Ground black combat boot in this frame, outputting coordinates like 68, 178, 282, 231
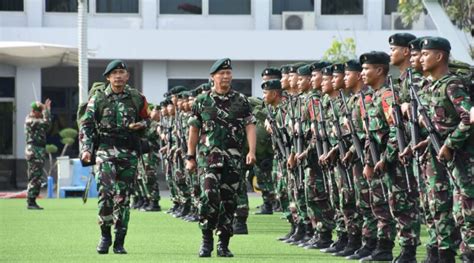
311, 231, 333, 249
321, 232, 347, 253
422, 245, 439, 263
360, 239, 394, 262
346, 238, 376, 260
27, 197, 43, 210
393, 245, 417, 263
113, 229, 127, 254
303, 232, 320, 249
198, 229, 214, 257
272, 199, 282, 212
216, 233, 234, 257
139, 200, 150, 211
255, 201, 273, 215
233, 217, 248, 235
438, 249, 456, 263
166, 202, 179, 214
295, 223, 314, 246
284, 222, 305, 244
277, 222, 296, 241
132, 197, 144, 209
460, 251, 474, 263
96, 225, 112, 254
144, 201, 161, 212
333, 233, 361, 257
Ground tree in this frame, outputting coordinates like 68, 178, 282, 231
322, 38, 357, 63
44, 128, 78, 183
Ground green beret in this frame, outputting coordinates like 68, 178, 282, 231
31, 102, 41, 112
162, 99, 172, 106
288, 62, 306, 73
163, 92, 170, 98
344, 60, 362, 72
180, 91, 190, 99
103, 59, 127, 76
310, 61, 331, 72
209, 58, 232, 74
296, 64, 312, 76
322, 66, 333, 76
261, 79, 282, 90
409, 37, 425, 51
170, 86, 187, 95
197, 82, 211, 92
332, 63, 345, 74
388, 33, 416, 47
421, 37, 451, 53
360, 51, 390, 65
280, 65, 290, 74
261, 67, 282, 78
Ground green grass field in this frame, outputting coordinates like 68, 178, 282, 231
0, 196, 429, 262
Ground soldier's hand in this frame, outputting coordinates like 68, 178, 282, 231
374, 159, 385, 173
318, 154, 326, 166
81, 151, 92, 163
129, 122, 146, 130
401, 102, 410, 119
399, 146, 412, 164
325, 148, 337, 164
342, 151, 353, 166
287, 153, 296, 169
413, 138, 429, 153
264, 119, 272, 134
437, 144, 453, 162
363, 164, 374, 180
246, 152, 256, 165
44, 99, 52, 110
185, 159, 197, 172
296, 150, 308, 161
470, 107, 474, 124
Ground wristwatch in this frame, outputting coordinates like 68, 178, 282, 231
185, 154, 196, 161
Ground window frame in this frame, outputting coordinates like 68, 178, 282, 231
320, 0, 365, 16
0, 98, 15, 159
208, 0, 252, 15
271, 0, 315, 15
158, 0, 203, 15
94, 0, 140, 15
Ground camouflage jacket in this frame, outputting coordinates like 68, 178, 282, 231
25, 109, 51, 147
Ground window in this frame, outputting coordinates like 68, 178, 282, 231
321, 0, 363, 15
272, 0, 314, 15
384, 0, 398, 15
0, 77, 15, 156
209, 0, 250, 15
46, 0, 77, 12
96, 0, 138, 13
160, 0, 202, 14
0, 78, 15, 98
168, 79, 252, 96
0, 0, 23, 11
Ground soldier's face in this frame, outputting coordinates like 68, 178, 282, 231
211, 69, 232, 89
321, 75, 333, 94
344, 71, 359, 89
390, 46, 409, 66
297, 75, 310, 93
263, 89, 274, 104
410, 50, 423, 72
361, 64, 380, 85
289, 73, 298, 89
171, 95, 177, 105
332, 73, 345, 90
420, 49, 441, 72
310, 71, 322, 90
106, 69, 129, 88
161, 108, 167, 116
280, 73, 290, 89
167, 104, 175, 115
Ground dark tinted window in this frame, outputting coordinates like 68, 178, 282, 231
46, 0, 80, 12
96, 0, 138, 13
160, 0, 202, 14
0, 0, 23, 11
209, 0, 251, 15
321, 0, 363, 15
272, 0, 314, 15
0, 78, 15, 97
0, 102, 13, 155
384, 0, 398, 15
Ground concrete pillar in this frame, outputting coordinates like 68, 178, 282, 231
253, 61, 267, 98
142, 0, 157, 29
25, 0, 43, 27
142, 60, 168, 104
366, 0, 383, 30
254, 0, 270, 30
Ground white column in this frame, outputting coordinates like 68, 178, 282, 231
253, 61, 267, 98
254, 0, 270, 30
15, 67, 41, 159
202, 0, 209, 16
142, 60, 168, 104
142, 0, 157, 29
366, 0, 383, 30
25, 0, 43, 27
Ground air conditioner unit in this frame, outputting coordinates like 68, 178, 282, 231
282, 11, 315, 30
391, 12, 425, 30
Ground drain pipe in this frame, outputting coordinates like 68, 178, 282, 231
78, 0, 88, 104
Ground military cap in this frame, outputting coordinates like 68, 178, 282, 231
103, 59, 127, 76
409, 37, 424, 51
388, 33, 417, 47
322, 66, 333, 76
359, 51, 390, 65
162, 99, 172, 106
31, 101, 41, 112
344, 60, 362, 72
189, 88, 199, 97
163, 92, 170, 98
288, 62, 306, 73
261, 79, 282, 90
170, 86, 187, 95
310, 61, 331, 72
421, 37, 451, 53
332, 63, 345, 74
296, 64, 312, 76
280, 65, 291, 74
209, 58, 232, 74
180, 91, 190, 99
197, 82, 211, 92
261, 67, 282, 78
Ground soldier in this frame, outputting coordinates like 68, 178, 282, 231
25, 99, 52, 210
388, 33, 416, 103
80, 59, 149, 254
186, 58, 257, 257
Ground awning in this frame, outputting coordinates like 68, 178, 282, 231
0, 41, 78, 67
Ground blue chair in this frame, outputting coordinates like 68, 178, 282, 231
59, 159, 98, 198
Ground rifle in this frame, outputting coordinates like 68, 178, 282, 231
388, 75, 413, 192
309, 97, 329, 194
329, 97, 353, 192
266, 104, 290, 161
408, 72, 461, 191
360, 90, 388, 201
289, 96, 304, 189
340, 90, 365, 164
318, 98, 334, 205
82, 169, 94, 204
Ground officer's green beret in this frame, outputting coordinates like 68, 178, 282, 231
388, 33, 417, 47
332, 63, 345, 74
344, 60, 362, 72
103, 59, 127, 76
261, 67, 282, 78
280, 65, 290, 74
322, 66, 333, 76
261, 79, 282, 90
421, 37, 451, 53
170, 86, 187, 95
288, 62, 306, 73
409, 37, 425, 51
31, 102, 41, 112
209, 58, 232, 74
296, 64, 312, 76
360, 51, 390, 65
310, 61, 331, 72
197, 82, 211, 92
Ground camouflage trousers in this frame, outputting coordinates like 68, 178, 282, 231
95, 147, 138, 232
386, 160, 421, 247
288, 168, 309, 225
304, 164, 335, 233
142, 152, 161, 203
198, 162, 242, 235
173, 151, 191, 205
328, 166, 346, 237
165, 157, 178, 204
255, 158, 276, 204
25, 145, 46, 199
353, 161, 378, 243
235, 177, 249, 219
335, 162, 361, 237
190, 168, 201, 209
274, 158, 291, 221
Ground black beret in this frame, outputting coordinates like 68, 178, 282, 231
261, 67, 282, 78
344, 59, 362, 72
261, 79, 282, 90
389, 33, 416, 47
360, 51, 390, 65
332, 63, 345, 74
163, 92, 169, 98
421, 37, 451, 53
170, 86, 187, 95
296, 64, 312, 76
322, 66, 333, 76
288, 62, 306, 73
209, 58, 232, 74
280, 65, 290, 74
310, 61, 331, 72
103, 59, 127, 76
409, 37, 425, 51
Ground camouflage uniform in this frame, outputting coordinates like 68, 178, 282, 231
173, 110, 192, 212
142, 120, 161, 207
